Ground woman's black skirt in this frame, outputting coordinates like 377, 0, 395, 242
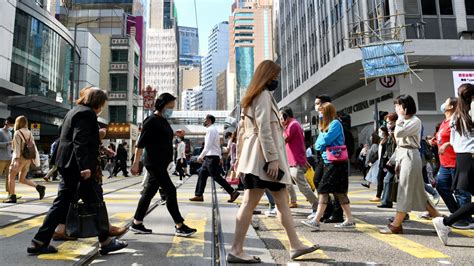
242, 174, 286, 191
453, 153, 474, 195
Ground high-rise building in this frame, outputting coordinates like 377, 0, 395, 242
216, 71, 227, 110
228, 0, 273, 109
200, 22, 229, 110
0, 0, 80, 150
145, 0, 179, 105
57, 0, 148, 146
276, 0, 474, 146
178, 26, 201, 66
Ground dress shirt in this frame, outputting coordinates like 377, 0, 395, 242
199, 124, 221, 159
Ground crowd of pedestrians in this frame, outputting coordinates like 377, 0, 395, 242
0, 60, 471, 262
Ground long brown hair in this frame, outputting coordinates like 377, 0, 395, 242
318, 103, 338, 132
454, 83, 474, 136
241, 60, 281, 108
14, 116, 28, 131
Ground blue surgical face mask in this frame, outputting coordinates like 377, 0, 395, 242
440, 103, 446, 113
318, 112, 324, 120
162, 108, 173, 119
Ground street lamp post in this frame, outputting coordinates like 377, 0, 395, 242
70, 18, 101, 109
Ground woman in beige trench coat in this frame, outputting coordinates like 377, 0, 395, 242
227, 60, 319, 264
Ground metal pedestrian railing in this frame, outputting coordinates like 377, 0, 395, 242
211, 179, 227, 266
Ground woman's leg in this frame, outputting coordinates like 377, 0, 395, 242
7, 162, 19, 195
392, 212, 407, 227
443, 203, 474, 226
312, 193, 329, 223
230, 188, 265, 258
270, 189, 309, 251
334, 193, 354, 223
426, 201, 442, 218
18, 162, 38, 188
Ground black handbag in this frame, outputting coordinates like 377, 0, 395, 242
65, 182, 109, 238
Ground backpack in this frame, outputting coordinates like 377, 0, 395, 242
18, 130, 36, 160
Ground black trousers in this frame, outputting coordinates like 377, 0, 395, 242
195, 156, 234, 196
376, 168, 385, 198
34, 167, 108, 245
444, 203, 474, 226
176, 159, 186, 179
134, 165, 184, 224
113, 160, 128, 176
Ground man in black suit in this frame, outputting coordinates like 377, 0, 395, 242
28, 87, 127, 256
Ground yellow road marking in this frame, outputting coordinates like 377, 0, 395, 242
355, 218, 449, 259
259, 216, 328, 260
167, 213, 207, 257
0, 215, 46, 239
39, 212, 132, 261
410, 213, 474, 238
38, 238, 97, 261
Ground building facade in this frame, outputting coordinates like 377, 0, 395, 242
178, 26, 201, 67
58, 0, 147, 146
145, 0, 179, 105
276, 0, 474, 146
228, 0, 274, 109
200, 22, 229, 110
0, 0, 80, 151
216, 71, 227, 110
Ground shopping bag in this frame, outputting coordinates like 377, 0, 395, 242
364, 159, 380, 184
305, 167, 316, 191
225, 170, 240, 185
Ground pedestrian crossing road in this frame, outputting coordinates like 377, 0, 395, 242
0, 174, 472, 265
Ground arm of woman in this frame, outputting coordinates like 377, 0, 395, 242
236, 119, 245, 160
394, 118, 420, 138
322, 120, 342, 147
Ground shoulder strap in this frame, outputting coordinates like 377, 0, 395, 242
17, 130, 30, 144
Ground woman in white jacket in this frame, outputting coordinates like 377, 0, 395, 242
4, 116, 44, 203
227, 60, 319, 263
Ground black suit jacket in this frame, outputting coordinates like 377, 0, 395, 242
55, 105, 100, 172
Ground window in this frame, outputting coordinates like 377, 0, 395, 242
417, 93, 437, 111
133, 77, 138, 95
439, 0, 453, 15
466, 0, 474, 15
235, 19, 254, 24
110, 74, 128, 91
235, 25, 253, 30
109, 106, 127, 123
133, 106, 137, 124
111, 49, 128, 62
235, 12, 253, 17
421, 0, 437, 15
134, 53, 139, 67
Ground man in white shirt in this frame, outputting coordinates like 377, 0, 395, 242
189, 115, 240, 202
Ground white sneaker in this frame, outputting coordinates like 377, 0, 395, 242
301, 219, 320, 231
176, 180, 184, 184
335, 221, 356, 228
307, 211, 317, 220
432, 217, 450, 246
264, 209, 277, 217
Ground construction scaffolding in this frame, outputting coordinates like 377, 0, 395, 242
347, 1, 421, 84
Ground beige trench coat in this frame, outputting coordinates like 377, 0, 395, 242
236, 90, 291, 185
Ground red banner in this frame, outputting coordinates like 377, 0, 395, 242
143, 88, 157, 110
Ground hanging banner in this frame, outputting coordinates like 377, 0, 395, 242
452, 71, 474, 96
143, 87, 157, 110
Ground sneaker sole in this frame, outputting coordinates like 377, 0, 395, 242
130, 228, 152, 234
433, 220, 449, 245
175, 231, 197, 237
99, 243, 128, 255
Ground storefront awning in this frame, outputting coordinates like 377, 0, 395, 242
7, 95, 70, 117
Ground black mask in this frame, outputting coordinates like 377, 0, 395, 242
267, 80, 278, 91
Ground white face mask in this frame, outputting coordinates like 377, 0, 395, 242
378, 132, 385, 138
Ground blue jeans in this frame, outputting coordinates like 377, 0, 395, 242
380, 171, 393, 206
435, 167, 459, 213
265, 189, 275, 209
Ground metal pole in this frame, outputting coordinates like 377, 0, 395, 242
70, 23, 78, 109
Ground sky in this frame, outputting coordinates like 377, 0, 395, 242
174, 0, 234, 56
